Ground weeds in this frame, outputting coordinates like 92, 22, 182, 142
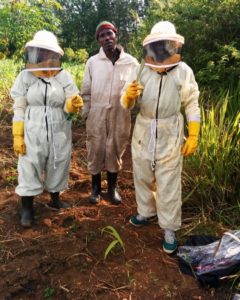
183, 91, 240, 227
44, 287, 55, 299
101, 225, 125, 260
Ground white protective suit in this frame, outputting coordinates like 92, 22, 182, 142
121, 62, 200, 230
81, 47, 139, 174
11, 70, 79, 196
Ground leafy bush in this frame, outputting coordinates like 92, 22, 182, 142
64, 48, 75, 62
75, 49, 89, 63
63, 48, 89, 64
0, 52, 6, 60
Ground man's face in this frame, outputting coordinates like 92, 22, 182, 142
97, 29, 117, 53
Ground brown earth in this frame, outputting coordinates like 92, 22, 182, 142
0, 124, 232, 300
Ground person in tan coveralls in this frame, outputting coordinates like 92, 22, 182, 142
81, 21, 139, 205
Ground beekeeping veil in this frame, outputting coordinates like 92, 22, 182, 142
143, 21, 184, 73
24, 30, 64, 78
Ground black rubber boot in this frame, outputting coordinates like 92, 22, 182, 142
49, 192, 70, 209
21, 196, 34, 228
90, 173, 101, 204
107, 172, 122, 205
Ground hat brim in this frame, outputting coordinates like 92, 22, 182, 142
143, 33, 184, 46
25, 40, 64, 56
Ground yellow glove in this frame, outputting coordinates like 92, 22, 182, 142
65, 95, 84, 113
12, 121, 26, 156
181, 121, 200, 156
122, 80, 143, 109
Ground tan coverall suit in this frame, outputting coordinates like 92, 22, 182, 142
81, 47, 139, 174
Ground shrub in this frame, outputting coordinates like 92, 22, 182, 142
64, 47, 75, 62
75, 49, 89, 64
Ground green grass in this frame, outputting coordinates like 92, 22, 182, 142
101, 225, 125, 260
182, 90, 240, 227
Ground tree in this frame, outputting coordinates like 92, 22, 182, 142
56, 0, 148, 55
0, 0, 61, 58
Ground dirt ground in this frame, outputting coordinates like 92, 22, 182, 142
0, 124, 233, 300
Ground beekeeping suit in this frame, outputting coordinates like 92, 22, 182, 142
11, 30, 83, 227
121, 21, 200, 231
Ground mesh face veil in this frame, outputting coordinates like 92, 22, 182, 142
25, 47, 62, 78
142, 21, 184, 73
143, 40, 183, 72
24, 30, 64, 78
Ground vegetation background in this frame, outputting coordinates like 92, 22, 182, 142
0, 0, 239, 298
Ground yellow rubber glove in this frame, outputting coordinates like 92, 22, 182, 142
181, 121, 200, 156
65, 95, 84, 113
12, 121, 26, 156
122, 80, 143, 109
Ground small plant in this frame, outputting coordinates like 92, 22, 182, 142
101, 225, 125, 260
44, 287, 55, 299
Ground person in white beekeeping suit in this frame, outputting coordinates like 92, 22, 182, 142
121, 21, 200, 254
11, 30, 83, 228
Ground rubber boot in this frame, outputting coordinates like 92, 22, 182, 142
107, 172, 122, 205
90, 173, 101, 204
21, 196, 34, 228
49, 192, 70, 209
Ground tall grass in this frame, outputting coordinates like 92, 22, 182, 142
183, 90, 240, 227
0, 59, 22, 125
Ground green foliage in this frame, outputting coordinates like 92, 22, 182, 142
0, 59, 22, 125
64, 48, 89, 63
101, 225, 125, 259
128, 0, 240, 89
62, 62, 85, 89
183, 91, 240, 226
75, 49, 89, 63
57, 0, 148, 55
64, 48, 75, 62
44, 287, 55, 299
0, 0, 61, 59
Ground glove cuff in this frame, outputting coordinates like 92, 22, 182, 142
12, 121, 24, 136
188, 121, 200, 137
65, 98, 73, 113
